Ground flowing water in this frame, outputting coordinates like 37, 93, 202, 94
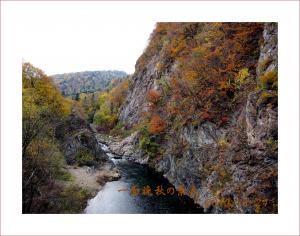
84, 143, 203, 214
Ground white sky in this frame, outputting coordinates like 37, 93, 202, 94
13, 2, 156, 75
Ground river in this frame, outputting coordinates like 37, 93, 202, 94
84, 143, 203, 214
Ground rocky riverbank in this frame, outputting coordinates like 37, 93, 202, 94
66, 164, 121, 196
56, 115, 122, 199
93, 130, 139, 159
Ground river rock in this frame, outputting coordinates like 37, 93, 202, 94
96, 168, 121, 185
96, 131, 139, 158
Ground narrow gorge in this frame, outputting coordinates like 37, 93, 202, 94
22, 22, 278, 214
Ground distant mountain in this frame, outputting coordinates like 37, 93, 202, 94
51, 70, 127, 96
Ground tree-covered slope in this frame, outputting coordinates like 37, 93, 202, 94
52, 70, 127, 96
22, 63, 109, 213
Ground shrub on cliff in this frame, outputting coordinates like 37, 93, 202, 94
149, 114, 166, 134
138, 124, 162, 159
259, 70, 278, 90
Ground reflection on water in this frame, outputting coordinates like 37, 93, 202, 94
85, 158, 203, 214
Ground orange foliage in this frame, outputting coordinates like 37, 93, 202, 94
147, 89, 161, 104
109, 79, 129, 113
149, 114, 166, 134
183, 70, 198, 83
164, 23, 263, 125
138, 23, 263, 130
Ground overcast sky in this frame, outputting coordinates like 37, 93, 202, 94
15, 3, 156, 75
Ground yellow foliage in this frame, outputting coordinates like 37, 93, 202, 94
192, 46, 207, 58
22, 64, 71, 118
217, 197, 235, 210
257, 91, 277, 106
217, 137, 229, 149
260, 70, 278, 90
235, 68, 250, 88
254, 198, 277, 213
184, 70, 198, 83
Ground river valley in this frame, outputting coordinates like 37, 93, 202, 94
84, 142, 203, 214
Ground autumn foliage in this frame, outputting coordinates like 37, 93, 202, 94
22, 63, 89, 213
149, 114, 166, 134
136, 23, 264, 130
147, 89, 161, 104
93, 78, 130, 131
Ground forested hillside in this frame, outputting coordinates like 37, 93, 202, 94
52, 70, 127, 96
22, 63, 111, 213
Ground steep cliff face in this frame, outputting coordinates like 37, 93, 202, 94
256, 23, 278, 77
119, 23, 277, 213
247, 22, 278, 149
119, 52, 161, 126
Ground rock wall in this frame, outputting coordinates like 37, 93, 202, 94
56, 114, 108, 166
256, 23, 278, 77
119, 56, 160, 126
119, 23, 278, 213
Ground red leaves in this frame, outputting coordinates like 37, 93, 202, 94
220, 116, 229, 125
200, 111, 211, 121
